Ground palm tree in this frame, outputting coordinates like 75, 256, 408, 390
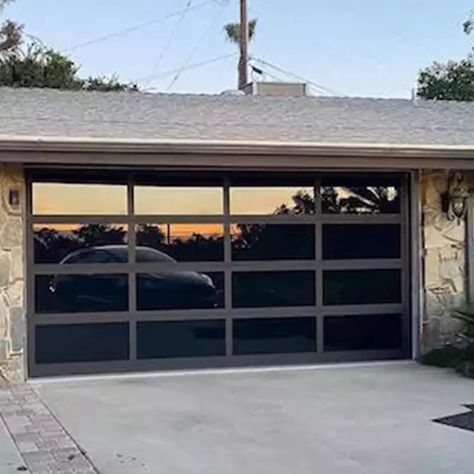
224, 19, 257, 44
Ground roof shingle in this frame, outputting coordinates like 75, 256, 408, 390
1, 87, 473, 146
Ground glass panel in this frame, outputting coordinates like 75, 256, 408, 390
137, 320, 225, 359
35, 274, 128, 313
231, 224, 315, 261
323, 269, 401, 305
34, 224, 128, 264
324, 314, 403, 351
32, 183, 127, 215
321, 176, 401, 214
233, 271, 315, 308
135, 186, 223, 215
230, 187, 315, 215
323, 224, 400, 260
137, 272, 224, 311
35, 323, 129, 363
136, 224, 224, 262
233, 317, 316, 355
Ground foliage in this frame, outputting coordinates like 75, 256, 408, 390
417, 11, 474, 101
422, 304, 474, 379
417, 59, 474, 101
0, 19, 22, 55
421, 346, 467, 368
454, 304, 474, 339
0, 0, 22, 56
82, 76, 139, 92
463, 12, 474, 35
224, 19, 257, 44
0, 0, 137, 91
0, 42, 138, 90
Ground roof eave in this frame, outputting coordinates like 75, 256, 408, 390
1, 136, 474, 170
0, 135, 474, 157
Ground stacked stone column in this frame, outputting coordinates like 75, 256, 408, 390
0, 164, 25, 381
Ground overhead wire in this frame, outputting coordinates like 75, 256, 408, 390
138, 52, 238, 88
64, 0, 215, 52
149, 0, 194, 78
165, 0, 229, 91
250, 56, 342, 96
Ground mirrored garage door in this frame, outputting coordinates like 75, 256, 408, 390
27, 170, 410, 376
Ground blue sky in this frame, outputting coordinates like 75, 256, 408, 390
4, 0, 474, 97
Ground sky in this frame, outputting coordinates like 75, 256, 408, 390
4, 0, 474, 97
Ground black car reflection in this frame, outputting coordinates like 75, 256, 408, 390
49, 246, 222, 312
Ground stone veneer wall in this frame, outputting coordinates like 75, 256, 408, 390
421, 170, 467, 351
0, 163, 25, 381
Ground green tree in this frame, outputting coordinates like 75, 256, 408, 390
224, 19, 257, 44
0, 0, 22, 56
417, 59, 474, 101
0, 0, 138, 91
417, 12, 474, 101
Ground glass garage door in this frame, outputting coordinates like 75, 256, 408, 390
27, 170, 410, 376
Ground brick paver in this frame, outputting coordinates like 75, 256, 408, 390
0, 383, 98, 474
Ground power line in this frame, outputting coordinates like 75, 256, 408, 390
149, 0, 194, 77
166, 1, 228, 91
64, 0, 215, 52
137, 52, 237, 86
250, 56, 342, 96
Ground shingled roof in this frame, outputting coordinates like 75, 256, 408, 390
1, 87, 474, 146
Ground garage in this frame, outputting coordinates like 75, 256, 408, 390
28, 169, 410, 376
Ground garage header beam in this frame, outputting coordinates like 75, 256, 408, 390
1, 136, 474, 170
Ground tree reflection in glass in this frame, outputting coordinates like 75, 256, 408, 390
136, 224, 224, 262
230, 187, 315, 215
321, 184, 400, 214
231, 224, 315, 261
34, 224, 127, 264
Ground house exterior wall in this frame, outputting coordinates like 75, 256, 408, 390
0, 164, 26, 382
421, 170, 467, 352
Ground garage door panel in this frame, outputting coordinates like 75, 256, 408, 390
35, 323, 129, 364
233, 317, 317, 355
27, 171, 410, 375
323, 314, 403, 352
137, 320, 226, 359
323, 269, 402, 306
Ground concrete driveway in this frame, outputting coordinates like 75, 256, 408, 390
32, 362, 474, 474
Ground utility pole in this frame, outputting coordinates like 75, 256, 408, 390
238, 0, 249, 89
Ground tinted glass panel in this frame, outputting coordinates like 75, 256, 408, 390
233, 271, 315, 308
324, 314, 402, 351
233, 317, 316, 355
32, 183, 127, 215
34, 224, 128, 264
135, 187, 223, 215
35, 323, 129, 363
137, 320, 225, 359
321, 177, 401, 214
323, 269, 401, 305
323, 224, 400, 260
231, 224, 315, 261
230, 187, 315, 215
136, 224, 224, 262
137, 272, 224, 311
35, 275, 128, 313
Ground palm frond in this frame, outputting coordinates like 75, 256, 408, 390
224, 19, 257, 44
